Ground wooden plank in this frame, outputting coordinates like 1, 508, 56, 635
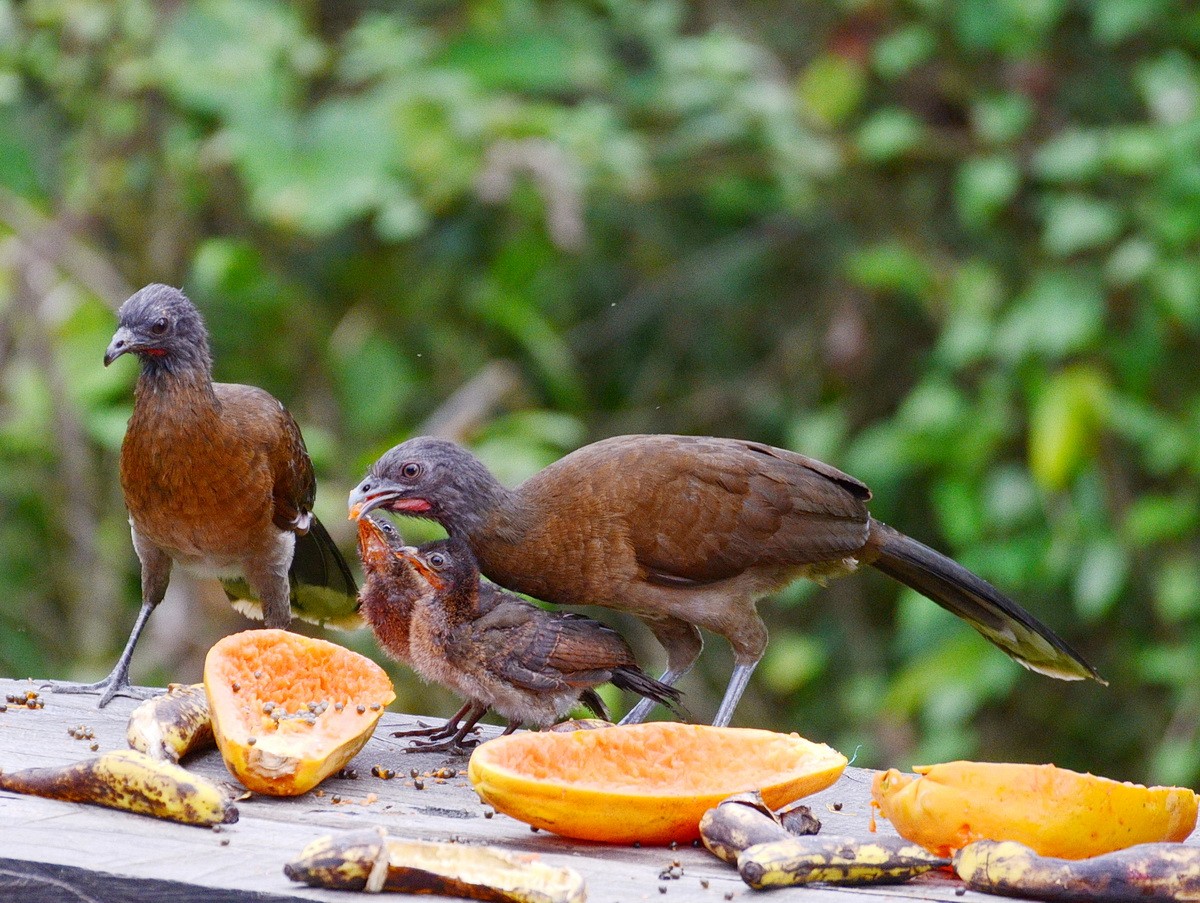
0, 676, 1147, 902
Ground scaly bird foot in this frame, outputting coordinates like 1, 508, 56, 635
400, 733, 482, 756
392, 721, 478, 742
42, 677, 159, 708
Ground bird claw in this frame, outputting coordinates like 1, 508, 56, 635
400, 734, 482, 756
393, 722, 481, 742
42, 678, 159, 708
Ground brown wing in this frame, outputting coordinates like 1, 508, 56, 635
466, 598, 633, 691
215, 383, 315, 534
533, 435, 872, 586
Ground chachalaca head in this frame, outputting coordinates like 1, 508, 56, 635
104, 283, 212, 376
392, 537, 480, 609
348, 437, 507, 536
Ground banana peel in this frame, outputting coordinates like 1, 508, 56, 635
0, 749, 237, 827
955, 838, 1200, 902
738, 834, 950, 890
700, 791, 819, 864
285, 827, 585, 903
126, 683, 214, 763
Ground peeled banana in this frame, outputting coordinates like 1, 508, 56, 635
0, 749, 238, 827
955, 839, 1200, 902
737, 834, 949, 889
285, 827, 586, 903
126, 683, 214, 763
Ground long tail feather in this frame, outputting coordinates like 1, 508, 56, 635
866, 519, 1104, 683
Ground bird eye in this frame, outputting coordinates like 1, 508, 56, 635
150, 317, 169, 336
428, 553, 446, 569
401, 462, 422, 479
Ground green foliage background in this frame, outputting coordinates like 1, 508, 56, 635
2, 0, 1198, 783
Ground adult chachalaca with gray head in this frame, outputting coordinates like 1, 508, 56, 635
348, 434, 1103, 726
51, 284, 357, 707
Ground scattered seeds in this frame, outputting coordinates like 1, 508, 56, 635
700, 879, 710, 889
414, 779, 424, 790
247, 737, 257, 746
371, 765, 395, 780
219, 838, 230, 846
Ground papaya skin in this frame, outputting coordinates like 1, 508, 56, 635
872, 761, 1198, 859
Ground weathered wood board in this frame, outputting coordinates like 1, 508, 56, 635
0, 676, 1153, 902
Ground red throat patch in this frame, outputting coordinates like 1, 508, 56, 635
391, 499, 432, 514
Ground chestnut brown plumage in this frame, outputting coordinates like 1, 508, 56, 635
356, 515, 476, 745
52, 284, 356, 707
349, 435, 1103, 727
364, 534, 681, 752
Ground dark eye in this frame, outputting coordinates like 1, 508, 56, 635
381, 523, 394, 535
428, 553, 446, 569
150, 317, 169, 336
401, 462, 421, 479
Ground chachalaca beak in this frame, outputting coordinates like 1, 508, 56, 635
356, 517, 391, 567
104, 326, 136, 366
348, 477, 431, 520
394, 546, 445, 592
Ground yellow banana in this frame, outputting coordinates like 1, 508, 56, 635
738, 834, 949, 889
955, 839, 1200, 902
0, 749, 237, 827
285, 827, 586, 903
126, 683, 214, 763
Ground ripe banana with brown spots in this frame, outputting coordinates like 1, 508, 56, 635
0, 749, 237, 826
700, 791, 819, 865
737, 834, 949, 889
285, 827, 585, 902
955, 839, 1200, 902
126, 683, 214, 763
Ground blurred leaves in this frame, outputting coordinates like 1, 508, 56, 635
3, 0, 1200, 783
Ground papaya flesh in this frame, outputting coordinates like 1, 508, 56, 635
204, 629, 395, 796
872, 761, 1198, 859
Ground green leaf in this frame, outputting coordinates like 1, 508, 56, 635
1073, 539, 1129, 620
1091, 0, 1170, 44
995, 271, 1105, 361
760, 630, 827, 694
856, 108, 923, 163
1033, 131, 1105, 184
1028, 365, 1109, 492
844, 242, 935, 299
796, 53, 866, 127
1123, 494, 1200, 547
971, 93, 1034, 144
1154, 556, 1200, 623
955, 155, 1021, 229
1042, 195, 1123, 256
872, 26, 936, 81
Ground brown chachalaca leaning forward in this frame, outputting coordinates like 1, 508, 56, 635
362, 530, 682, 753
52, 284, 357, 707
348, 435, 1104, 727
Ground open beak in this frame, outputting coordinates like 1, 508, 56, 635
356, 518, 389, 566
394, 547, 444, 592
348, 477, 431, 520
104, 326, 136, 367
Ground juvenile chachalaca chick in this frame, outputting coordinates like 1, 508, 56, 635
356, 514, 477, 745
384, 536, 682, 752
348, 435, 1104, 727
54, 284, 357, 707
